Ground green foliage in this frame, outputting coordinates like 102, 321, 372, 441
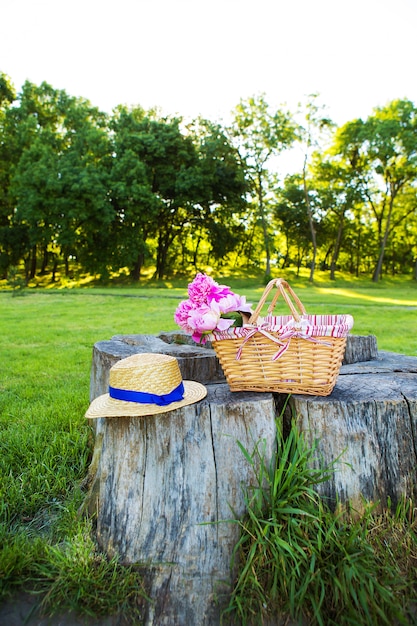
1, 76, 417, 282
224, 419, 416, 626
328, 99, 417, 282
0, 73, 16, 107
230, 94, 299, 277
5, 265, 26, 293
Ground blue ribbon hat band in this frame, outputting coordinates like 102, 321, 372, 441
109, 381, 185, 407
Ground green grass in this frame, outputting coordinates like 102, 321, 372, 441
224, 418, 417, 626
0, 272, 416, 622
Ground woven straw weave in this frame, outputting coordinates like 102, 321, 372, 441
210, 279, 353, 396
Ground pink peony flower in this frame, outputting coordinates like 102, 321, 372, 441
174, 273, 252, 344
174, 299, 195, 333
187, 307, 220, 344
187, 273, 232, 305
188, 307, 219, 333
191, 331, 205, 344
217, 293, 252, 315
216, 317, 235, 331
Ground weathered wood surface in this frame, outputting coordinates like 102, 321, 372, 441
342, 333, 377, 364
89, 332, 225, 401
88, 385, 276, 626
89, 332, 378, 402
84, 332, 417, 624
283, 362, 417, 511
87, 334, 417, 515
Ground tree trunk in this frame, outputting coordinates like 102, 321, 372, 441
372, 197, 394, 282
192, 233, 202, 268
330, 213, 345, 280
40, 246, 48, 274
302, 155, 317, 283
29, 245, 37, 279
130, 251, 144, 281
257, 172, 271, 279
156, 221, 178, 280
51, 256, 58, 282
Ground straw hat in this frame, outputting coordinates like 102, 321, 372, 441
85, 353, 207, 418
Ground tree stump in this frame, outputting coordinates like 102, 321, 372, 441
342, 333, 377, 364
88, 332, 378, 406
85, 358, 276, 625
84, 332, 417, 624
283, 351, 417, 512
89, 332, 225, 401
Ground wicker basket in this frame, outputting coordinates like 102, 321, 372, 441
210, 278, 353, 396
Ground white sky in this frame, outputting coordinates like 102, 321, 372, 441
2, 0, 416, 128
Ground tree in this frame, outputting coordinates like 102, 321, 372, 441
274, 176, 312, 272
297, 94, 335, 282
110, 111, 249, 280
111, 110, 212, 280
109, 106, 162, 280
8, 82, 112, 280
333, 100, 417, 281
179, 118, 249, 270
311, 156, 363, 279
11, 136, 59, 279
54, 103, 112, 278
5, 81, 66, 279
229, 94, 298, 279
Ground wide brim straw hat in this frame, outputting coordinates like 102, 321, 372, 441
85, 352, 207, 418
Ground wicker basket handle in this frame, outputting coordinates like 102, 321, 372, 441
248, 279, 307, 324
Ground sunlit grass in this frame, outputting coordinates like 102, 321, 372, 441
1, 272, 416, 357
1, 273, 416, 620
316, 287, 417, 307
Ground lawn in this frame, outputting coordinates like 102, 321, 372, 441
0, 272, 416, 623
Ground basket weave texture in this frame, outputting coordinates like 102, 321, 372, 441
210, 279, 353, 396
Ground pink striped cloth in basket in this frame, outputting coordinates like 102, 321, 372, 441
209, 313, 354, 362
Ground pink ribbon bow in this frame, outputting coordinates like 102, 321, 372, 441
235, 323, 331, 361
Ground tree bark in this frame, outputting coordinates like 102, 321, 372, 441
257, 171, 271, 279
86, 384, 277, 625
302, 154, 317, 283
130, 251, 144, 281
83, 332, 417, 623
280, 352, 417, 512
29, 245, 37, 279
287, 374, 417, 512
330, 212, 345, 280
342, 333, 377, 364
372, 194, 394, 282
